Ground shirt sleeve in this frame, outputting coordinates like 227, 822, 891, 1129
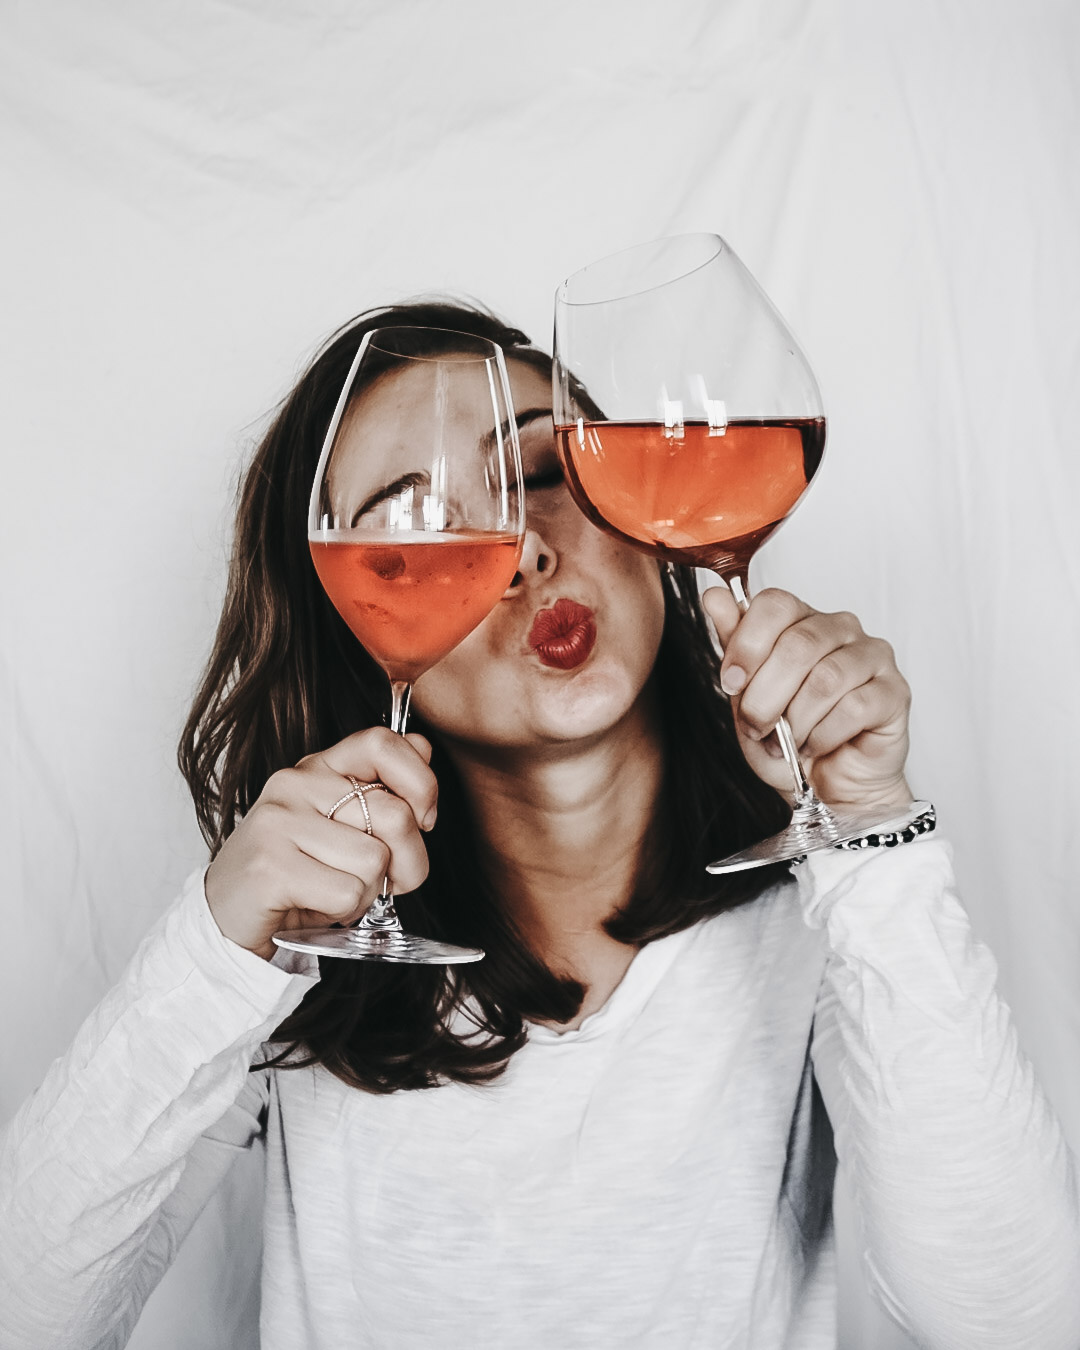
0, 869, 320, 1350
802, 838, 1080, 1350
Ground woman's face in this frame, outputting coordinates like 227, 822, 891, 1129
410, 358, 666, 754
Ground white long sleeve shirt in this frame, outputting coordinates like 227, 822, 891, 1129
1, 839, 1078, 1348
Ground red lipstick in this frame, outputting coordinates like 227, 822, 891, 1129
528, 598, 597, 671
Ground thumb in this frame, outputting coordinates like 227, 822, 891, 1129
701, 584, 741, 650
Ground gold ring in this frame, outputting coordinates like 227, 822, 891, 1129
325, 778, 390, 835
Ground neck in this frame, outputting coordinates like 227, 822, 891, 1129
440, 694, 664, 990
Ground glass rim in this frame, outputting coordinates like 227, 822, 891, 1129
362, 325, 507, 364
556, 232, 726, 307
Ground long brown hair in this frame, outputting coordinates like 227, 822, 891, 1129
179, 300, 791, 1093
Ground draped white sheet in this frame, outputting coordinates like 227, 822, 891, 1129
1, 3, 1077, 1347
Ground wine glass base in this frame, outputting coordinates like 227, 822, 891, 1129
706, 800, 933, 874
272, 926, 484, 964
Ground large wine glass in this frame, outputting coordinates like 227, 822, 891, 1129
553, 234, 926, 871
273, 327, 525, 961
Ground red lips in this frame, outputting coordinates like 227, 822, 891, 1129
528, 598, 597, 670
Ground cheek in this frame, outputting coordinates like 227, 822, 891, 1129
602, 544, 666, 654
408, 610, 512, 737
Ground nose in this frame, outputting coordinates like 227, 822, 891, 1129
505, 526, 557, 595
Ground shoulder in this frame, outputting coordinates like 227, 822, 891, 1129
691, 873, 826, 964
653, 875, 828, 1012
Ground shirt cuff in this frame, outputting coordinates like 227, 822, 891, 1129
131, 867, 321, 1027
793, 834, 955, 932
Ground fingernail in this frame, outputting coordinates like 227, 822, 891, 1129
721, 666, 746, 696
421, 809, 437, 832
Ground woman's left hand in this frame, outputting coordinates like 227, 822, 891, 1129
703, 586, 912, 814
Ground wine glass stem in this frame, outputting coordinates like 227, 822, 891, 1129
388, 678, 413, 736
354, 680, 413, 936
726, 574, 821, 816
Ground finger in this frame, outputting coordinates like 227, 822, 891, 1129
307, 728, 439, 832
800, 672, 911, 764
701, 584, 741, 648
734, 610, 858, 739
779, 635, 897, 749
717, 588, 818, 699
404, 732, 433, 764
263, 843, 378, 927
297, 805, 431, 897
264, 762, 432, 890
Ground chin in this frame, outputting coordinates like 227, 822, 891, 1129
532, 663, 645, 743
414, 652, 655, 753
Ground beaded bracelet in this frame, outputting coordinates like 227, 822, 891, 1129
834, 802, 937, 851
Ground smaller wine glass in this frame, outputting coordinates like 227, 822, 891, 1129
553, 234, 928, 872
273, 327, 525, 962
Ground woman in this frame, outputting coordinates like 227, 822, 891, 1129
1, 302, 1077, 1349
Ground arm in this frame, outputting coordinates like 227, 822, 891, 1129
1, 724, 438, 1350
0, 870, 318, 1350
703, 585, 1080, 1343
802, 839, 1080, 1350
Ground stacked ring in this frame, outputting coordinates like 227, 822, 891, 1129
325, 778, 390, 835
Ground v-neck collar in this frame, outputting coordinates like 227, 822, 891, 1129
526, 922, 698, 1045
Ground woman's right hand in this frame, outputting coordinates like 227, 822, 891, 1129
204, 728, 438, 961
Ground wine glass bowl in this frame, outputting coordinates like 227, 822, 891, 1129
273, 327, 525, 961
310, 339, 524, 687
555, 418, 825, 579
553, 235, 924, 870
553, 233, 825, 580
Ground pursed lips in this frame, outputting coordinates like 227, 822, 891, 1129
527, 598, 597, 670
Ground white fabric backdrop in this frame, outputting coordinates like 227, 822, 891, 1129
2, 2, 1077, 1347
